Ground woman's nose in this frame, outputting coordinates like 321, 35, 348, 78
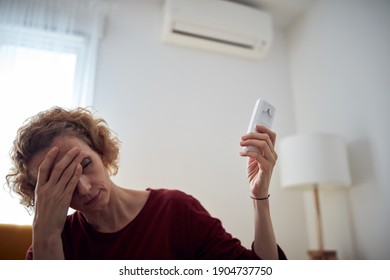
76, 176, 91, 195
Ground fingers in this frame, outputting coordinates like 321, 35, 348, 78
55, 151, 84, 197
241, 137, 274, 160
258, 125, 277, 146
36, 147, 59, 187
48, 147, 83, 185
243, 144, 277, 166
37, 146, 84, 195
240, 125, 277, 162
61, 163, 82, 202
243, 125, 276, 146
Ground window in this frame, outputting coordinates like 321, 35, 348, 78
0, 0, 107, 225
0, 40, 82, 225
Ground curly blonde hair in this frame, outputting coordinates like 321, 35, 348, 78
5, 107, 120, 211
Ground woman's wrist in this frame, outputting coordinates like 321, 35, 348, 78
250, 194, 270, 200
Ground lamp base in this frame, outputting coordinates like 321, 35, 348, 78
308, 250, 337, 260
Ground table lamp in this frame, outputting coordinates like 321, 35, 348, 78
279, 133, 351, 259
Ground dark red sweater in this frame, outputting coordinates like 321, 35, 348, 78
26, 188, 286, 260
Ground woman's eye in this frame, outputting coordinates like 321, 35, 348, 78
81, 158, 92, 169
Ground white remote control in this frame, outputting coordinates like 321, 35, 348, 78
244, 99, 275, 152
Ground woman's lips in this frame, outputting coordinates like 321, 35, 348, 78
84, 190, 101, 206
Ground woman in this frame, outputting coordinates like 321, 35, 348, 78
6, 107, 286, 260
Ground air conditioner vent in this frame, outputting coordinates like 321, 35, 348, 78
162, 0, 273, 59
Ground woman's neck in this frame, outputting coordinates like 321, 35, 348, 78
81, 186, 150, 233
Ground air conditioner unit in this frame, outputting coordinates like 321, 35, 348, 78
161, 0, 273, 59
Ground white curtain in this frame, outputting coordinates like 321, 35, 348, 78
0, 0, 113, 225
0, 0, 111, 106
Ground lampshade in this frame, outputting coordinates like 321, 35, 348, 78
279, 133, 351, 190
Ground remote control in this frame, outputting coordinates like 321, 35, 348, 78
243, 99, 275, 152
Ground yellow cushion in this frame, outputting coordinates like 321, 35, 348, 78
0, 224, 32, 260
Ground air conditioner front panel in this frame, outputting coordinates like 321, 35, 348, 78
172, 21, 257, 49
162, 0, 273, 59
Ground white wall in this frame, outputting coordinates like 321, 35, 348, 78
93, 0, 307, 259
288, 0, 390, 259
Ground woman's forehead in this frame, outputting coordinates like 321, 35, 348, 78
28, 135, 91, 178
46, 135, 90, 157
52, 135, 87, 150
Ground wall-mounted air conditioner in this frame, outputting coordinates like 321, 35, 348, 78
161, 0, 273, 59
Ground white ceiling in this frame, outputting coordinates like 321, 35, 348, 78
228, 0, 315, 28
